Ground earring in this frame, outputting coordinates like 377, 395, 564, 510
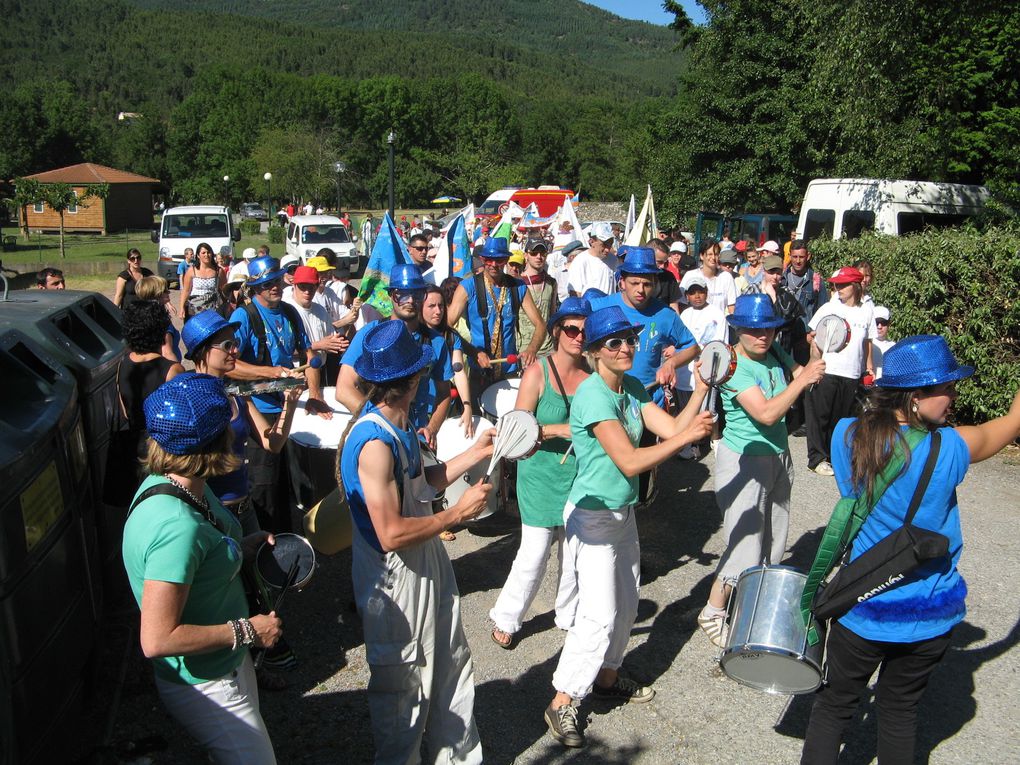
911, 400, 919, 414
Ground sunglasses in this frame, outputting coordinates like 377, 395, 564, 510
603, 335, 639, 351
391, 289, 425, 304
559, 325, 585, 339
481, 256, 507, 265
127, 255, 142, 262
409, 245, 427, 251
285, 265, 299, 274
876, 319, 889, 326
208, 338, 239, 354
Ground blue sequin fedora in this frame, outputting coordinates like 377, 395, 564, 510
354, 320, 434, 383
584, 306, 644, 350
182, 310, 240, 360
618, 246, 659, 276
727, 293, 787, 329
877, 335, 974, 389
247, 255, 285, 287
387, 263, 428, 292
547, 296, 592, 329
144, 372, 232, 455
480, 237, 511, 260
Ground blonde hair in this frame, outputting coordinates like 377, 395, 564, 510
135, 275, 169, 301
142, 429, 239, 479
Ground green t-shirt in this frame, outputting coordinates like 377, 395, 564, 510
568, 373, 650, 510
122, 475, 248, 685
721, 344, 794, 456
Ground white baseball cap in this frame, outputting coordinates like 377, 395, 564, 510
756, 240, 781, 253
226, 262, 249, 285
669, 241, 688, 253
874, 305, 891, 321
242, 247, 258, 261
280, 254, 301, 270
588, 221, 615, 243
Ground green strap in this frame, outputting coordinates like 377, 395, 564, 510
800, 427, 929, 644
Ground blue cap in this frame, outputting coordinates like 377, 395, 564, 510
481, 237, 511, 260
583, 306, 644, 350
548, 296, 592, 330
182, 310, 240, 360
387, 263, 428, 292
877, 335, 974, 389
354, 320, 435, 383
727, 293, 787, 330
560, 240, 585, 258
247, 255, 284, 287
582, 288, 607, 303
144, 372, 232, 455
618, 246, 659, 276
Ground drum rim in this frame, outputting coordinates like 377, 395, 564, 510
734, 563, 807, 581
255, 532, 316, 589
719, 647, 822, 695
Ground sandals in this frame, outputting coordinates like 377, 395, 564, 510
439, 530, 456, 542
490, 628, 514, 650
697, 608, 729, 648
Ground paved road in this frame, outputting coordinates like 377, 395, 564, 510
106, 434, 1020, 764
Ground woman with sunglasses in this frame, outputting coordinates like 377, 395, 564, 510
544, 306, 714, 749
422, 284, 475, 439
801, 338, 1020, 764
490, 297, 592, 650
180, 241, 226, 319
113, 248, 154, 308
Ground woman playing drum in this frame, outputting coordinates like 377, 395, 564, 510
801, 336, 1020, 764
544, 306, 713, 749
698, 294, 825, 646
122, 373, 282, 764
423, 283, 475, 438
489, 296, 592, 649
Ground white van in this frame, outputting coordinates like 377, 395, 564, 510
152, 205, 241, 282
285, 215, 359, 271
796, 178, 990, 240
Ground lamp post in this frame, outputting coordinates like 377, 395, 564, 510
333, 161, 346, 215
222, 175, 230, 208
387, 130, 396, 221
263, 172, 273, 220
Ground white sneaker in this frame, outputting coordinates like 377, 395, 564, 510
812, 461, 835, 476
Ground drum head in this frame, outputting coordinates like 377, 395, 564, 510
699, 341, 735, 385
815, 315, 851, 354
256, 533, 316, 590
436, 416, 499, 520
720, 650, 821, 695
496, 409, 540, 461
479, 378, 522, 420
290, 386, 352, 448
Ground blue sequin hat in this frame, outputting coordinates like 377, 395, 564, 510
727, 293, 787, 329
877, 335, 974, 389
247, 255, 285, 287
582, 288, 607, 303
387, 263, 428, 292
480, 237, 511, 260
547, 296, 592, 330
144, 372, 232, 455
583, 306, 644, 350
354, 320, 435, 383
182, 310, 240, 360
618, 246, 659, 276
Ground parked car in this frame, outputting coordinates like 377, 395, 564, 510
151, 206, 241, 283
285, 215, 359, 272
240, 202, 269, 221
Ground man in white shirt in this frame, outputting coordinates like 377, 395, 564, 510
551, 240, 584, 302
681, 242, 736, 314
360, 213, 375, 258
567, 222, 619, 296
284, 265, 349, 384
302, 201, 314, 216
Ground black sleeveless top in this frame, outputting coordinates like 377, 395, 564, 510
118, 355, 176, 456
118, 268, 154, 308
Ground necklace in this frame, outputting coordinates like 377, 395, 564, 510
163, 474, 210, 512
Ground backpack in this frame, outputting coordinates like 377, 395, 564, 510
244, 301, 307, 367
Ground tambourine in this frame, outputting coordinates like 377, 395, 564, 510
814, 315, 851, 354
255, 533, 316, 593
483, 409, 541, 482
698, 340, 738, 386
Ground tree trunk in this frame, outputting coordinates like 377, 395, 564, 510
59, 212, 66, 259
20, 205, 29, 238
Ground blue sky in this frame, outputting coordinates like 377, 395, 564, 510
587, 1, 705, 26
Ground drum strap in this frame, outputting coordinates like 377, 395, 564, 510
545, 356, 571, 416
799, 427, 930, 644
129, 481, 228, 536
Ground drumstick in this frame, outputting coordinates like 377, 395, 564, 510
253, 558, 300, 670
701, 353, 721, 413
290, 356, 324, 375
488, 354, 519, 365
810, 322, 835, 392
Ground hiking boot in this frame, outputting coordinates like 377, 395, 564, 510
698, 608, 729, 648
592, 675, 655, 704
812, 461, 835, 476
545, 703, 584, 748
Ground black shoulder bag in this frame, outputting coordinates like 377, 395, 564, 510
812, 430, 949, 622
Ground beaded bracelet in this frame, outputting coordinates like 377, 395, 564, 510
238, 617, 257, 648
228, 619, 242, 651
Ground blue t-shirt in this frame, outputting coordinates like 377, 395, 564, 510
340, 404, 423, 554
592, 294, 696, 406
167, 323, 183, 362
834, 419, 970, 643
206, 398, 250, 503
177, 261, 190, 277
461, 275, 527, 373
230, 302, 311, 414
343, 320, 453, 430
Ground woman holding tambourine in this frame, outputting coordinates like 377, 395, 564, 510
697, 293, 826, 647
801, 337, 1020, 764
489, 296, 592, 650
544, 306, 713, 750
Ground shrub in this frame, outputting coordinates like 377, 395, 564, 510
268, 225, 285, 244
239, 219, 261, 236
809, 226, 1020, 423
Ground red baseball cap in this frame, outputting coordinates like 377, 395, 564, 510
735, 240, 748, 252
828, 267, 864, 284
293, 265, 319, 285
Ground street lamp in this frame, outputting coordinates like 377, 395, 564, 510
222, 175, 229, 207
387, 130, 396, 220
333, 161, 346, 215
263, 172, 273, 219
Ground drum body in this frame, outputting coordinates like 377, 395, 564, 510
720, 565, 822, 695
480, 378, 521, 421
255, 533, 316, 592
435, 416, 498, 519
287, 387, 351, 511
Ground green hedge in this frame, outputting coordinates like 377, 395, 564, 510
810, 226, 1020, 423
268, 225, 285, 244
239, 219, 261, 236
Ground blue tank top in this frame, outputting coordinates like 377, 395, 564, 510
206, 397, 250, 503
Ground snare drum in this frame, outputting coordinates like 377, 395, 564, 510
255, 533, 316, 593
720, 565, 822, 695
287, 386, 351, 511
480, 378, 521, 421
494, 409, 541, 461
814, 315, 852, 354
436, 416, 499, 520
698, 340, 738, 386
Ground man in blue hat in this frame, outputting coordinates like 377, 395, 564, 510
336, 263, 453, 448
447, 236, 548, 376
228, 254, 332, 534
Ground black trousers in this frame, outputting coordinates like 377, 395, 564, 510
801, 621, 952, 765
805, 374, 859, 468
246, 411, 294, 534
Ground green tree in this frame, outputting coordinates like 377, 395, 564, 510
40, 182, 109, 258
8, 178, 42, 238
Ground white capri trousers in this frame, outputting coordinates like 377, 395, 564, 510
489, 524, 577, 635
155, 653, 276, 765
713, 442, 793, 584
552, 504, 640, 701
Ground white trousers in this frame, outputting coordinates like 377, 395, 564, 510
155, 653, 276, 765
489, 524, 577, 635
551, 504, 640, 700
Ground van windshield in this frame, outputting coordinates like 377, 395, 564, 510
477, 200, 504, 215
301, 225, 350, 244
162, 214, 229, 238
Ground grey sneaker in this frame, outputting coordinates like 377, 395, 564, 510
545, 703, 584, 748
812, 461, 835, 476
592, 675, 655, 703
